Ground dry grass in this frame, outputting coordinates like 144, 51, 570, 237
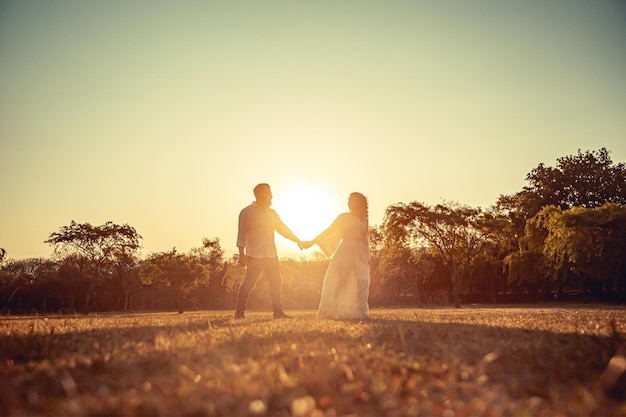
2, 305, 626, 416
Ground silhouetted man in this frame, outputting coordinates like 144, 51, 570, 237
234, 183, 302, 319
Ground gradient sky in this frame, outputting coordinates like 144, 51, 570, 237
1, 1, 625, 260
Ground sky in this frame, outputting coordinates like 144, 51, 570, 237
1, 1, 625, 260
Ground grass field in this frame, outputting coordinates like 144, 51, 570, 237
2, 305, 626, 416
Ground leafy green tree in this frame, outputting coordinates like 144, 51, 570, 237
45, 221, 142, 312
460, 204, 517, 303
504, 205, 558, 301
500, 148, 626, 227
384, 201, 498, 307
497, 148, 626, 301
539, 203, 626, 301
555, 148, 626, 208
469, 206, 516, 303
503, 250, 548, 302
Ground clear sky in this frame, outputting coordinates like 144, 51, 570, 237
1, 1, 625, 260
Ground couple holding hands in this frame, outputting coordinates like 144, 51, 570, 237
235, 183, 371, 321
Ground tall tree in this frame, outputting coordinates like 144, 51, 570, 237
56, 254, 92, 312
375, 222, 435, 307
45, 221, 142, 312
503, 215, 551, 303
497, 148, 626, 298
384, 201, 498, 307
470, 206, 517, 303
538, 203, 626, 302
112, 252, 141, 311
409, 248, 435, 307
376, 238, 414, 305
501, 148, 626, 224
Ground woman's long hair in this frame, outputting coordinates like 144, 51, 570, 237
349, 192, 369, 227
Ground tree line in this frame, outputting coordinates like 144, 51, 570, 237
1, 148, 625, 314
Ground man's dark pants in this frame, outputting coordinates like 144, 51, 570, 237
236, 257, 284, 314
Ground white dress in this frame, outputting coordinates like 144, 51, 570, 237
315, 213, 370, 319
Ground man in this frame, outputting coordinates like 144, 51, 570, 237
235, 183, 302, 319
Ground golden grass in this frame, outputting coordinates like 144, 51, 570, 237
2, 305, 626, 416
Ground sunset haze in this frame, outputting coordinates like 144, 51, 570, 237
1, 1, 625, 259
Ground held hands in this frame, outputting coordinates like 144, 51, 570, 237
296, 238, 315, 250
299, 240, 315, 250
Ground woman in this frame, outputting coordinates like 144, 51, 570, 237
302, 192, 371, 320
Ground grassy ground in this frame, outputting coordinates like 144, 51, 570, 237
1, 305, 626, 416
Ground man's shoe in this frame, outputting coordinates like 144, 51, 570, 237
234, 311, 245, 320
273, 312, 292, 319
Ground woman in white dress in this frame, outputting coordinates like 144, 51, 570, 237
302, 192, 371, 320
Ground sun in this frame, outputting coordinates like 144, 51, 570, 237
272, 180, 343, 244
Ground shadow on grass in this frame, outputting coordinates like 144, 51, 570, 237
1, 308, 624, 416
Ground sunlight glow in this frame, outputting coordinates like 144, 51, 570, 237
272, 180, 342, 243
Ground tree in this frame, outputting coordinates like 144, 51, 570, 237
189, 237, 229, 308
501, 148, 626, 224
376, 238, 414, 305
409, 248, 435, 307
374, 220, 435, 307
223, 254, 246, 295
140, 249, 207, 312
45, 221, 142, 312
538, 203, 626, 302
497, 148, 626, 301
468, 250, 500, 302
384, 201, 499, 307
555, 148, 626, 209
469, 206, 517, 303
55, 254, 92, 312
0, 248, 6, 264
367, 225, 386, 305
503, 246, 549, 303
0, 257, 58, 313
112, 252, 141, 311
